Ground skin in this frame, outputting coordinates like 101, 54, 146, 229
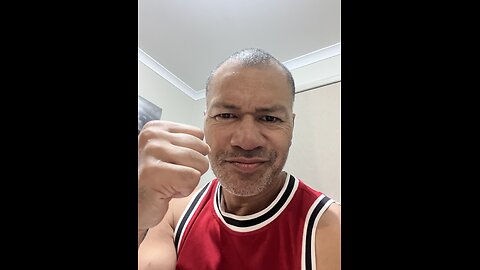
137, 121, 210, 246
138, 61, 341, 270
204, 61, 295, 215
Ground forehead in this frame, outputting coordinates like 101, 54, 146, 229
207, 62, 292, 104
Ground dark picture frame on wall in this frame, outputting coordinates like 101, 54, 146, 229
138, 95, 162, 134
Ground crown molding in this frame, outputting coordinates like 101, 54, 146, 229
283, 42, 340, 70
138, 48, 205, 100
138, 42, 340, 101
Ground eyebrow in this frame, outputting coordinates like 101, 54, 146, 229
210, 102, 240, 110
255, 105, 288, 114
210, 102, 288, 114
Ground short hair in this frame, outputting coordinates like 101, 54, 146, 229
205, 48, 295, 102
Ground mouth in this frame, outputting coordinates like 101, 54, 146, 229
224, 158, 268, 173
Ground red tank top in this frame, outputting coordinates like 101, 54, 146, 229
174, 173, 334, 270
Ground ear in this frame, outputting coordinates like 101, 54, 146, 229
289, 113, 296, 146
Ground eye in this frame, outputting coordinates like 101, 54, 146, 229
260, 115, 281, 123
214, 113, 237, 121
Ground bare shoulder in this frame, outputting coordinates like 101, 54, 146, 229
149, 189, 198, 237
315, 201, 341, 270
138, 190, 200, 270
318, 201, 341, 228
169, 186, 205, 228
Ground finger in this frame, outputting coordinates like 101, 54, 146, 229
142, 161, 202, 198
143, 142, 209, 175
143, 120, 205, 140
167, 132, 210, 156
139, 122, 208, 153
166, 145, 210, 175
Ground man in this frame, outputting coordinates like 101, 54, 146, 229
138, 48, 341, 270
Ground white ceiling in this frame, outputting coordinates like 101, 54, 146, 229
138, 0, 341, 100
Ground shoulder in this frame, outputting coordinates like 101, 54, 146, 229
169, 188, 201, 229
169, 181, 214, 228
317, 201, 340, 228
314, 201, 341, 270
143, 183, 208, 243
138, 187, 207, 270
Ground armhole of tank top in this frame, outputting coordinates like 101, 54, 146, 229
173, 181, 212, 253
302, 195, 335, 270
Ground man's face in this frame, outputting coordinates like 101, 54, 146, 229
204, 62, 294, 197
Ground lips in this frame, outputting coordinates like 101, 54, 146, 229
225, 157, 268, 163
224, 157, 268, 173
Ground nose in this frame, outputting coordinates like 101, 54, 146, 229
230, 116, 266, 150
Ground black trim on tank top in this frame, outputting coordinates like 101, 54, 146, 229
216, 175, 295, 227
304, 195, 330, 270
174, 183, 210, 251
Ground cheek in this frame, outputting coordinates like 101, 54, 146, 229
272, 126, 293, 146
268, 132, 292, 152
275, 140, 292, 155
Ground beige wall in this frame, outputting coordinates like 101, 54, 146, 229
138, 60, 340, 202
285, 82, 341, 202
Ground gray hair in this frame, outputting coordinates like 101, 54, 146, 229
205, 48, 295, 102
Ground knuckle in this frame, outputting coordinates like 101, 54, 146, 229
141, 141, 159, 154
138, 128, 161, 148
139, 125, 155, 138
142, 120, 162, 130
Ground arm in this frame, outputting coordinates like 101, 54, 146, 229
315, 202, 341, 270
138, 193, 196, 270
138, 210, 177, 270
138, 120, 210, 268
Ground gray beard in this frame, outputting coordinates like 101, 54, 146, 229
210, 149, 286, 197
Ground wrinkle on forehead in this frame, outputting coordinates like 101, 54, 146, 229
207, 64, 293, 109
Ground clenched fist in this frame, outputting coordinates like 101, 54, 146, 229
138, 120, 210, 232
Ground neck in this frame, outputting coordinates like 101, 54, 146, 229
221, 171, 287, 216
